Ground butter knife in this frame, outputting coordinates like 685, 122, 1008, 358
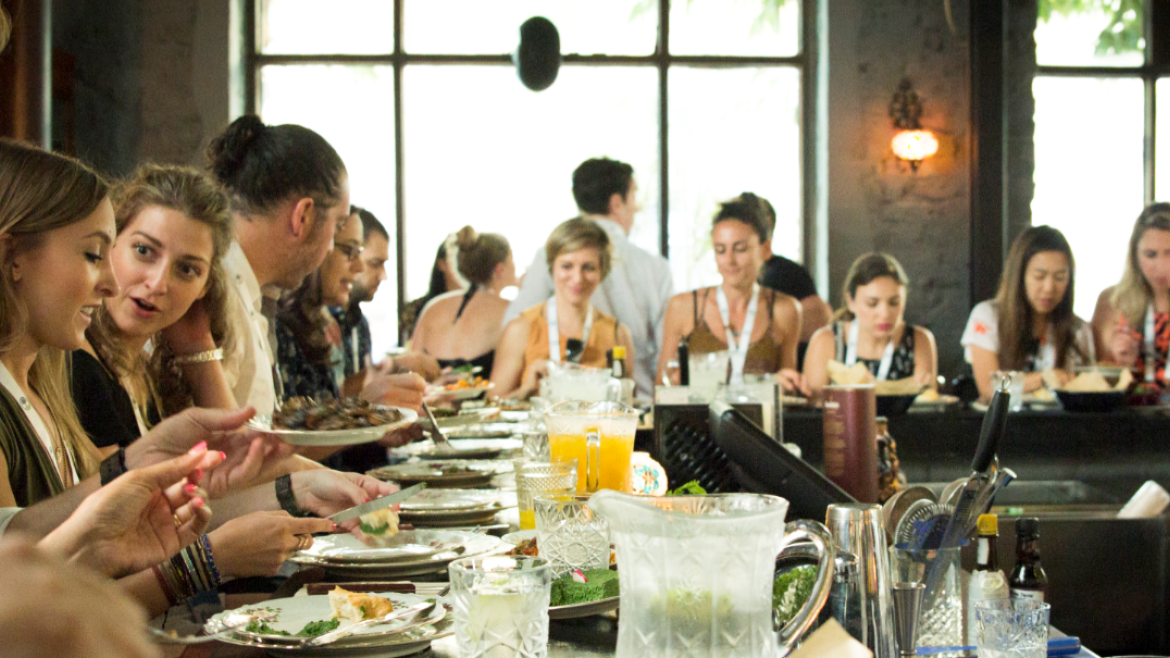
328, 483, 426, 524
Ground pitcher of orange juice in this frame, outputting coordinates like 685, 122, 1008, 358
545, 400, 638, 493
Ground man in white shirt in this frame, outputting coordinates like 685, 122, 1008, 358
504, 158, 673, 399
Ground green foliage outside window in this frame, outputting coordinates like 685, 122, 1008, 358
1039, 0, 1143, 55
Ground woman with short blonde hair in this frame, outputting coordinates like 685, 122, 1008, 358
492, 218, 633, 399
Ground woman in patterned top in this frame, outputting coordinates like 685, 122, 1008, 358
803, 253, 937, 397
1107, 203, 1170, 387
961, 226, 1094, 402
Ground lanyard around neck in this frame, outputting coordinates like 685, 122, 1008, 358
844, 319, 896, 381
1145, 304, 1167, 383
547, 295, 593, 364
715, 284, 760, 384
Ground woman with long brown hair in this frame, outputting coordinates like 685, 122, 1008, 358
0, 138, 112, 506
961, 225, 1095, 401
802, 252, 937, 397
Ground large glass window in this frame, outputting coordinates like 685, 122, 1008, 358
1033, 1, 1149, 320
253, 0, 808, 355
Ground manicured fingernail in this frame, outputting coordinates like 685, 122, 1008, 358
331, 522, 338, 531
218, 451, 226, 460
184, 483, 197, 494
191, 469, 203, 483
189, 441, 208, 455
192, 497, 205, 507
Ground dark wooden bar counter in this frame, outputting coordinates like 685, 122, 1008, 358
782, 405, 1170, 500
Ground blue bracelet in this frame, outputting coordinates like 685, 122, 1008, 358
200, 534, 222, 587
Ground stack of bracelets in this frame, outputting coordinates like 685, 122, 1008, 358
151, 535, 222, 606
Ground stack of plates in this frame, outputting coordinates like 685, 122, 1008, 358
369, 460, 512, 489
205, 590, 450, 656
290, 529, 501, 579
398, 489, 512, 528
392, 437, 523, 461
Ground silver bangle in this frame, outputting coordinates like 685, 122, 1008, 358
172, 348, 224, 365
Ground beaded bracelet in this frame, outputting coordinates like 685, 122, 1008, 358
172, 348, 224, 366
196, 535, 222, 588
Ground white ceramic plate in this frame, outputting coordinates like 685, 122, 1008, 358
397, 504, 508, 527
548, 595, 620, 620
370, 460, 511, 488
290, 533, 503, 578
399, 489, 502, 511
501, 529, 538, 547
427, 383, 495, 400
300, 530, 470, 564
247, 407, 418, 447
207, 591, 445, 649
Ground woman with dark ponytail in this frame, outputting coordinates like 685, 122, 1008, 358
411, 226, 516, 374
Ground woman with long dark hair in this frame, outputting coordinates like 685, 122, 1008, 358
961, 225, 1094, 401
802, 252, 937, 396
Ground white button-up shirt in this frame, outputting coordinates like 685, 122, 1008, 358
222, 242, 277, 416
504, 217, 674, 400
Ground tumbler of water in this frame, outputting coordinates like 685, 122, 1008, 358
449, 556, 553, 658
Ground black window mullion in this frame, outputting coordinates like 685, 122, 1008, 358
394, 0, 408, 342
658, 0, 670, 259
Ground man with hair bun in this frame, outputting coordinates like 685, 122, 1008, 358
504, 157, 672, 400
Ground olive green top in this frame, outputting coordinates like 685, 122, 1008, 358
0, 386, 65, 507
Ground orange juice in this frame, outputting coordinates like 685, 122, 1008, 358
518, 509, 536, 530
597, 433, 635, 492
548, 433, 588, 492
548, 431, 635, 493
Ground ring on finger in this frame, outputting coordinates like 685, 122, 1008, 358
173, 513, 183, 529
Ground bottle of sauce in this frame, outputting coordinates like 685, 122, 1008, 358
967, 513, 1010, 643
1008, 517, 1048, 602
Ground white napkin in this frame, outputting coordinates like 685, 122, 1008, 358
786, 619, 873, 658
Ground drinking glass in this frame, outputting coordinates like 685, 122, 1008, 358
534, 493, 610, 578
521, 431, 550, 461
449, 556, 553, 658
545, 400, 638, 493
689, 350, 731, 390
991, 370, 1025, 411
974, 598, 1051, 658
540, 362, 611, 403
513, 460, 577, 531
888, 546, 963, 652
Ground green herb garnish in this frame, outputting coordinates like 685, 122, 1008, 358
245, 618, 341, 637
667, 480, 707, 496
359, 521, 389, 535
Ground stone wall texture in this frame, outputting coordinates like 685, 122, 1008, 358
828, 0, 974, 378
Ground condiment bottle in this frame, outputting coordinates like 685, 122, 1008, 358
966, 513, 1010, 643
611, 345, 626, 379
1007, 517, 1048, 602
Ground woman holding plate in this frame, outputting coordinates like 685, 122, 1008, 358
492, 218, 634, 400
802, 252, 938, 397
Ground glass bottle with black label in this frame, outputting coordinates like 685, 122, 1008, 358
1007, 517, 1048, 602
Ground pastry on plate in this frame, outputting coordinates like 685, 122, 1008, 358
329, 586, 395, 622
355, 507, 400, 547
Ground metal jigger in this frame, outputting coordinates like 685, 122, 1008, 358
892, 582, 925, 657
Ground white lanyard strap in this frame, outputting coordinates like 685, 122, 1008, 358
546, 296, 593, 364
715, 284, 760, 384
845, 320, 896, 381
1144, 304, 1166, 383
1036, 328, 1056, 372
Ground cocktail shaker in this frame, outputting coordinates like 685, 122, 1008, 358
825, 503, 897, 658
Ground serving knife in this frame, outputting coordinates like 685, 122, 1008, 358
328, 483, 426, 524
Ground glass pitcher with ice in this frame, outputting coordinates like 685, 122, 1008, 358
545, 400, 638, 493
589, 491, 835, 658
540, 362, 612, 402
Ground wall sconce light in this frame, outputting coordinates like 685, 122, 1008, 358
888, 78, 938, 171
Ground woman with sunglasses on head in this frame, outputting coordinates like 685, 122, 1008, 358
657, 197, 803, 391
961, 225, 1095, 402
1103, 203, 1170, 385
802, 252, 937, 397
492, 218, 634, 400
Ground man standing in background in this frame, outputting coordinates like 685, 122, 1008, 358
505, 157, 673, 399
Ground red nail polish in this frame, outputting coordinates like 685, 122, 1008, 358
192, 497, 205, 507
191, 469, 203, 483
218, 451, 226, 460
188, 441, 208, 455
184, 483, 197, 494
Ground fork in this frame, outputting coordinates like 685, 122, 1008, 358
302, 600, 437, 647
421, 400, 459, 455
147, 609, 268, 645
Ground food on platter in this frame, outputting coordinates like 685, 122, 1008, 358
328, 586, 395, 622
273, 397, 403, 431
